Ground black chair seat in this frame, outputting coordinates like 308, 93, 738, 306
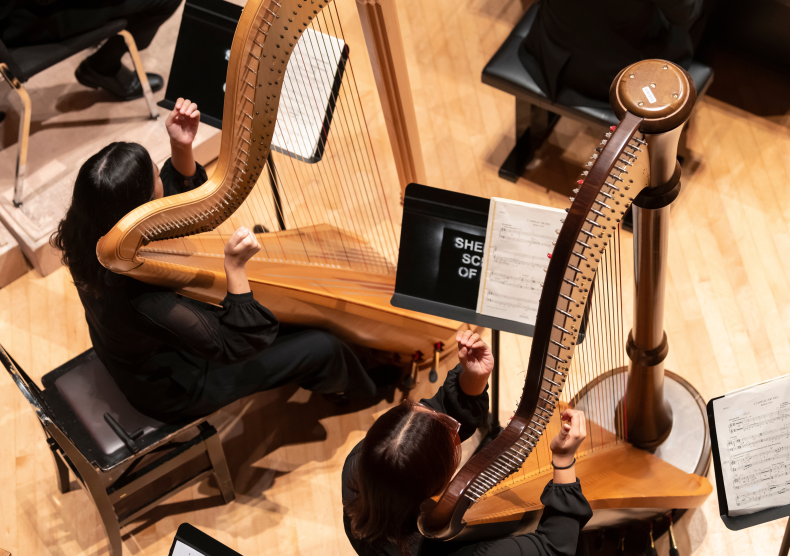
9, 19, 127, 82
41, 349, 200, 471
482, 3, 715, 128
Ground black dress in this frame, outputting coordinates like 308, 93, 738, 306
519, 0, 704, 102
341, 365, 593, 556
78, 159, 376, 420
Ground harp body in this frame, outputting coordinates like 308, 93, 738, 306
419, 61, 713, 539
96, 0, 464, 357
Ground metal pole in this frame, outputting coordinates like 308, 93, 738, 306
780, 518, 790, 556
491, 329, 501, 433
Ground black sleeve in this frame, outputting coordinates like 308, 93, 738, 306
159, 158, 209, 197
651, 0, 703, 28
448, 480, 593, 556
421, 364, 489, 442
130, 289, 279, 365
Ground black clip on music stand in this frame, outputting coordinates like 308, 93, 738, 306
707, 396, 790, 555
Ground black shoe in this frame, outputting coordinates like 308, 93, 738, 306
75, 60, 164, 101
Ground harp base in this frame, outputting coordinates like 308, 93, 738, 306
454, 368, 711, 542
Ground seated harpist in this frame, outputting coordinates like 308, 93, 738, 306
342, 330, 592, 556
51, 99, 381, 421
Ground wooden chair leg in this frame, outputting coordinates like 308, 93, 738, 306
49, 443, 71, 494
200, 423, 235, 504
499, 98, 560, 182
82, 471, 123, 556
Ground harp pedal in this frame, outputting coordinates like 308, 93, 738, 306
429, 343, 443, 383
402, 351, 424, 390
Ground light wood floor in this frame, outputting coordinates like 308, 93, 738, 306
3, 0, 790, 554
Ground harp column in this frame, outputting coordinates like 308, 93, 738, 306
612, 61, 696, 449
356, 0, 427, 200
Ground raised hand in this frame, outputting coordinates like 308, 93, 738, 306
165, 97, 200, 146
224, 226, 261, 269
549, 409, 587, 467
456, 330, 494, 396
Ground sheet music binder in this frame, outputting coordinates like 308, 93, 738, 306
391, 184, 591, 340
707, 395, 790, 530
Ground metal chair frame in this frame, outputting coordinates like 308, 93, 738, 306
0, 29, 158, 207
1, 344, 235, 556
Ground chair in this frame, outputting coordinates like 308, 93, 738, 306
482, 2, 715, 182
0, 21, 159, 207
1, 344, 235, 556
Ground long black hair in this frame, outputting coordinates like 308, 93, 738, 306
51, 142, 154, 297
344, 399, 462, 556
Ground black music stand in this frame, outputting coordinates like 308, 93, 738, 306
707, 396, 790, 556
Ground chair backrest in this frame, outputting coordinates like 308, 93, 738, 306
1, 343, 54, 428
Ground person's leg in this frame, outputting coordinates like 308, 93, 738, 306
86, 0, 181, 76
181, 329, 377, 416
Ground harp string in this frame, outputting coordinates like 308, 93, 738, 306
314, 9, 395, 269
327, 2, 399, 260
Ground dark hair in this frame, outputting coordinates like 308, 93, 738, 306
345, 399, 461, 556
51, 142, 154, 297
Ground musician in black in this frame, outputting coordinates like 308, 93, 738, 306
51, 98, 378, 420
342, 330, 592, 556
520, 0, 707, 102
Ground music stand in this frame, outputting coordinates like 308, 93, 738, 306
707, 396, 790, 556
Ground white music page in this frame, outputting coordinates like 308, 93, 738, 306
713, 374, 790, 516
475, 198, 564, 325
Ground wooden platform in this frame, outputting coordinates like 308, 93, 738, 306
3, 0, 790, 554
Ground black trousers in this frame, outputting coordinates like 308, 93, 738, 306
1, 0, 181, 74
160, 328, 377, 419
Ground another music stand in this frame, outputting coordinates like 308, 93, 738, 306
707, 396, 790, 555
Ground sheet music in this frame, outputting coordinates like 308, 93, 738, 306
713, 375, 790, 516
475, 198, 565, 325
272, 27, 345, 161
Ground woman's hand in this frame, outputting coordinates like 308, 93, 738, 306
166, 98, 200, 146
457, 330, 494, 396
224, 227, 261, 294
549, 409, 587, 483
166, 98, 199, 178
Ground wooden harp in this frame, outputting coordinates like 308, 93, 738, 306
96, 0, 467, 359
418, 60, 713, 540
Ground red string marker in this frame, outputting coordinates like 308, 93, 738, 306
610, 125, 617, 131
547, 253, 552, 259
577, 179, 584, 185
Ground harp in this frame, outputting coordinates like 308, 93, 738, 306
418, 60, 713, 540
96, 0, 467, 359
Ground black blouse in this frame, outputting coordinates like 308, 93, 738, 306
341, 365, 593, 556
80, 159, 279, 419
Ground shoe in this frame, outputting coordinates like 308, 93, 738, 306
75, 60, 164, 101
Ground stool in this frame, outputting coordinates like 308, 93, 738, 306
1, 345, 234, 556
482, 2, 715, 182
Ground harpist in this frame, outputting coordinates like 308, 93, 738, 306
51, 99, 378, 420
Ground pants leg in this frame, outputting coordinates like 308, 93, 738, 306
180, 329, 377, 417
0, 0, 181, 75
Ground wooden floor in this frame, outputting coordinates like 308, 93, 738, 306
4, 0, 790, 554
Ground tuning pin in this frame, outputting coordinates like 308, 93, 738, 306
569, 197, 575, 202
573, 188, 579, 194
601, 139, 608, 146
591, 153, 598, 159
582, 171, 589, 176
586, 161, 594, 167
565, 207, 570, 213
605, 132, 612, 138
